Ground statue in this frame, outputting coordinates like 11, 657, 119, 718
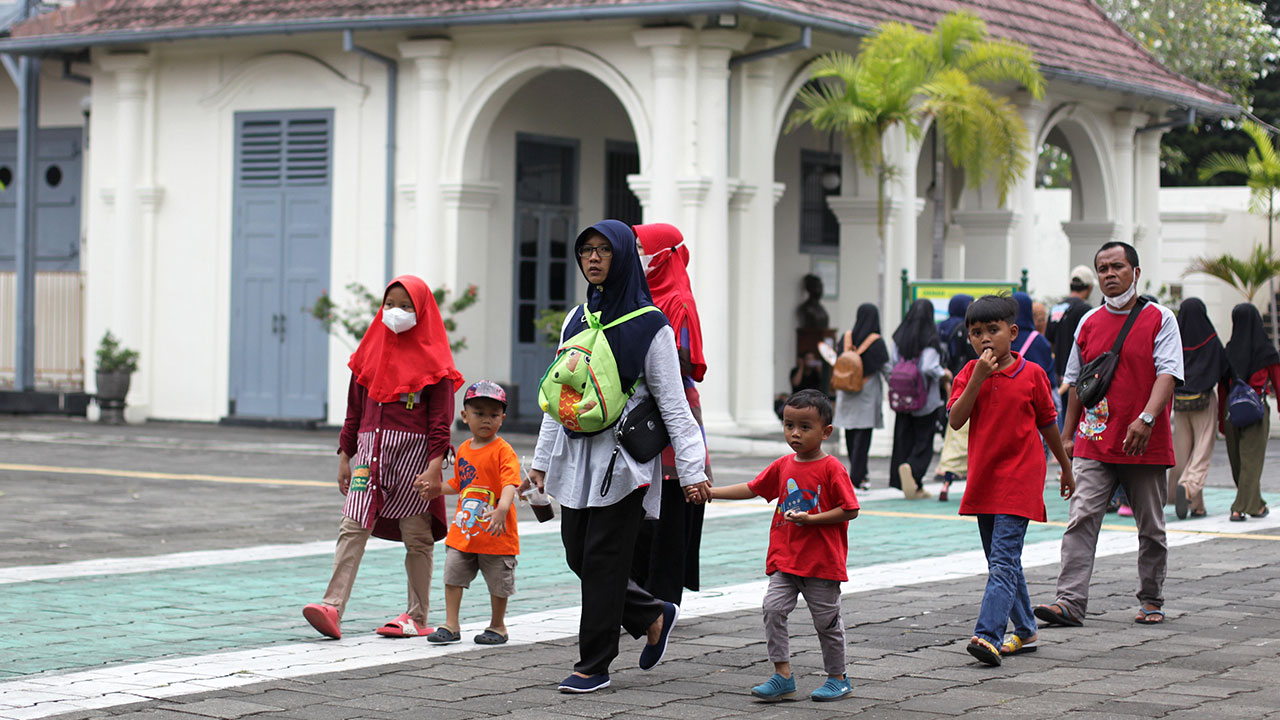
797, 274, 830, 329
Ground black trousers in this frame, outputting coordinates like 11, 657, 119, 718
890, 412, 935, 489
844, 428, 874, 486
561, 489, 665, 675
631, 478, 705, 605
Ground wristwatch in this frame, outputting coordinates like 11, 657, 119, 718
1138, 412, 1155, 426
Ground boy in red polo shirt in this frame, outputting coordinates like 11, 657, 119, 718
947, 296, 1075, 666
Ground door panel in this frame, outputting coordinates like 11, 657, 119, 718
0, 127, 83, 272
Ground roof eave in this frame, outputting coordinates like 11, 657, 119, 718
0, 1, 1235, 116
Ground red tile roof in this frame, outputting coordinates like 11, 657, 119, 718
5, 0, 1235, 114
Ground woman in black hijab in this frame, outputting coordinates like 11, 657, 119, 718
889, 299, 948, 498
833, 303, 891, 490
1169, 298, 1226, 518
1220, 302, 1280, 521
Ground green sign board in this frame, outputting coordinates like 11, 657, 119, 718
902, 270, 1027, 322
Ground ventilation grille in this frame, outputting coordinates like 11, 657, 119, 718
237, 116, 331, 187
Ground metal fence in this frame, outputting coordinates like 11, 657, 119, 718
0, 271, 85, 391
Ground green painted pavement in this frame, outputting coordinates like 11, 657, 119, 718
0, 487, 1235, 678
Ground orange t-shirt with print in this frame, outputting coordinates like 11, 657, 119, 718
445, 437, 521, 555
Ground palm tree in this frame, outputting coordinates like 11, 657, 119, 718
1184, 245, 1280, 304
788, 11, 1045, 301
1199, 120, 1280, 349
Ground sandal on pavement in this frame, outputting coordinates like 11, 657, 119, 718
1252, 505, 1270, 518
302, 603, 341, 640
1034, 603, 1083, 628
1190, 509, 1207, 518
1134, 607, 1165, 625
966, 636, 1001, 666
1231, 511, 1247, 522
1000, 634, 1038, 655
474, 628, 508, 645
375, 612, 432, 638
426, 626, 462, 644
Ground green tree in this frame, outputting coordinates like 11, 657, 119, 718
1199, 120, 1280, 347
1184, 245, 1280, 303
788, 11, 1044, 292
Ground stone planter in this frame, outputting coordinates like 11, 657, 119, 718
95, 371, 132, 424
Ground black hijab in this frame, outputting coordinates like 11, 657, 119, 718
564, 219, 669, 393
1177, 298, 1226, 393
893, 299, 942, 360
850, 303, 889, 375
1226, 302, 1280, 380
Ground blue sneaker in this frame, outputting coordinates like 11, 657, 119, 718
811, 675, 853, 702
750, 673, 796, 702
558, 673, 610, 694
639, 602, 679, 670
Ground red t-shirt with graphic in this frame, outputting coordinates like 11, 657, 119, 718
747, 454, 860, 582
1070, 304, 1179, 466
948, 353, 1057, 521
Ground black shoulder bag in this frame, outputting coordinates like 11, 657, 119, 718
1076, 298, 1147, 409
598, 394, 671, 497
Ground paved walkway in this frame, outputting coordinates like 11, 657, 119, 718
2, 416, 1280, 719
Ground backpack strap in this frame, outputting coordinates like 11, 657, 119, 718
843, 331, 853, 354
1017, 330, 1040, 356
856, 333, 880, 355
600, 305, 661, 330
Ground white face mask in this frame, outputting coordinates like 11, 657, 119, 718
1103, 275, 1138, 310
639, 254, 654, 275
382, 307, 417, 334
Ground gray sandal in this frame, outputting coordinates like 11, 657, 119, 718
474, 628, 508, 645
426, 626, 461, 644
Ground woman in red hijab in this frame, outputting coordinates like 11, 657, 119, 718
303, 275, 464, 640
630, 223, 711, 606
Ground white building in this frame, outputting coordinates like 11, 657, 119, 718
0, 0, 1234, 428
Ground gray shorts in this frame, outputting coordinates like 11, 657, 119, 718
443, 547, 517, 598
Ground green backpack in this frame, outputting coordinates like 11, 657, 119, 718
538, 305, 661, 434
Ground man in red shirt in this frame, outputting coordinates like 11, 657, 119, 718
1035, 242, 1183, 628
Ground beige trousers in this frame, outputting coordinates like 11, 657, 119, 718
934, 419, 969, 477
1169, 395, 1217, 515
322, 514, 435, 624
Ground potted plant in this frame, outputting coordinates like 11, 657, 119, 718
95, 331, 139, 422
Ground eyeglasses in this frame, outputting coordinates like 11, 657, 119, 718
578, 245, 613, 259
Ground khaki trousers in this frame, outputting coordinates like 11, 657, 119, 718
934, 420, 969, 477
322, 514, 435, 624
1169, 396, 1217, 515
1053, 458, 1167, 619
1225, 411, 1270, 516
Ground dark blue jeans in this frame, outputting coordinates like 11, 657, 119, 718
973, 514, 1036, 644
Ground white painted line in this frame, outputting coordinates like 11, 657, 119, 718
0, 527, 1217, 719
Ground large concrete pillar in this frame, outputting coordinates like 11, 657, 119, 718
97, 51, 152, 419
398, 38, 453, 287
1012, 92, 1049, 284
955, 208, 1019, 281
1062, 220, 1120, 273
1111, 110, 1146, 245
1134, 127, 1165, 285
634, 27, 692, 223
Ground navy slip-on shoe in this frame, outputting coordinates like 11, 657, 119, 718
639, 602, 680, 670
558, 673, 611, 694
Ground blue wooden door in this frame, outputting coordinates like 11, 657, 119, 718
511, 135, 577, 419
0, 127, 83, 272
229, 111, 332, 420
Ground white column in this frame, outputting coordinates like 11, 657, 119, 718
1134, 128, 1165, 285
97, 51, 152, 420
634, 27, 692, 223
1111, 110, 1145, 245
955, 208, 1019, 280
727, 54, 781, 430
441, 182, 500, 380
1062, 220, 1120, 274
398, 39, 454, 287
885, 126, 920, 319
686, 29, 748, 432
1012, 93, 1049, 284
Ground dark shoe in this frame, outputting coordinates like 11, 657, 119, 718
474, 628, 508, 645
1190, 509, 1207, 518
1253, 505, 1270, 518
426, 626, 462, 644
1175, 484, 1188, 520
558, 673, 610, 694
639, 602, 679, 670
939, 480, 951, 503
1231, 511, 1247, 522
966, 636, 1002, 666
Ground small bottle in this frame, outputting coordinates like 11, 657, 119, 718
519, 458, 555, 523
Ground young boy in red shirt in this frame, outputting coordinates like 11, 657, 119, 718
947, 296, 1075, 666
710, 389, 860, 702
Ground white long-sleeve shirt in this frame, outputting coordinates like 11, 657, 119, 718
532, 324, 707, 518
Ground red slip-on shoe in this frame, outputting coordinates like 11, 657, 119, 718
375, 612, 433, 638
302, 603, 341, 639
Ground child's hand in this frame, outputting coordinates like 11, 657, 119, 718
1059, 465, 1076, 499
783, 510, 810, 525
413, 469, 443, 500
481, 506, 507, 536
337, 454, 352, 496
971, 348, 999, 382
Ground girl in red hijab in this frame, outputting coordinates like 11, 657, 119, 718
631, 223, 711, 605
303, 275, 464, 640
